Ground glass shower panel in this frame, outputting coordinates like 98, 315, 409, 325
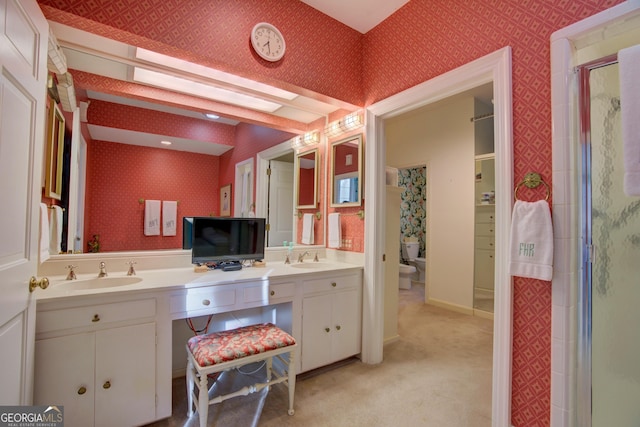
589, 63, 640, 426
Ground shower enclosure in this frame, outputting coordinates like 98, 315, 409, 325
578, 56, 640, 426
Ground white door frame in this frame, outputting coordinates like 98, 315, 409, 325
234, 157, 253, 217
255, 140, 296, 241
364, 46, 513, 426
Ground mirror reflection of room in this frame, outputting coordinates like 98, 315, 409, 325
330, 134, 362, 207
296, 149, 317, 208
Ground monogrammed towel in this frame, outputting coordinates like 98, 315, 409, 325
509, 200, 553, 281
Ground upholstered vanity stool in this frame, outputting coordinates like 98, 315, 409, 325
186, 322, 297, 426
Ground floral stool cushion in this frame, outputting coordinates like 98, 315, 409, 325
187, 323, 296, 368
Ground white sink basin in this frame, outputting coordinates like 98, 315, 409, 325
290, 262, 326, 269
55, 276, 142, 291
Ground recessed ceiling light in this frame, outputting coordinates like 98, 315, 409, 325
160, 140, 172, 145
204, 113, 219, 119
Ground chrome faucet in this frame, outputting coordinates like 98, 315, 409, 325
98, 261, 108, 278
126, 260, 137, 276
65, 265, 77, 280
298, 251, 310, 263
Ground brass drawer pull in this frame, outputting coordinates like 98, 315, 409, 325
331, 282, 337, 287
335, 325, 341, 331
77, 386, 87, 395
324, 327, 330, 333
103, 381, 111, 389
270, 290, 275, 296
92, 314, 100, 322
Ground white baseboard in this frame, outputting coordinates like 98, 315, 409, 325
427, 298, 474, 316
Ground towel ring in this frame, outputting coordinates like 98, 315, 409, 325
514, 172, 550, 201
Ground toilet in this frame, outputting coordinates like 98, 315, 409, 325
401, 240, 426, 285
398, 263, 416, 289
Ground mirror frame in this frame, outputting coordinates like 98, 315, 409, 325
330, 134, 363, 208
45, 100, 66, 200
295, 148, 318, 209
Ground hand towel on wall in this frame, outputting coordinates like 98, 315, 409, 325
39, 203, 50, 262
328, 212, 341, 248
144, 200, 161, 236
301, 213, 314, 245
163, 201, 178, 236
49, 205, 63, 255
619, 44, 640, 196
509, 200, 554, 281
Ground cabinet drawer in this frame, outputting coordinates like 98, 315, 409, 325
475, 236, 495, 250
243, 281, 295, 304
474, 250, 495, 287
170, 287, 235, 315
37, 298, 156, 334
476, 209, 495, 223
303, 273, 359, 295
475, 222, 495, 236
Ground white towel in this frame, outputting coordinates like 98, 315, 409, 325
48, 205, 63, 254
509, 200, 554, 281
39, 203, 50, 262
301, 213, 314, 245
162, 201, 177, 236
619, 44, 640, 196
328, 213, 341, 248
144, 200, 161, 236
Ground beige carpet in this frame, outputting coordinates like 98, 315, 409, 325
145, 283, 493, 426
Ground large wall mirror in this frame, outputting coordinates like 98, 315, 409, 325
295, 149, 318, 209
330, 134, 362, 207
42, 22, 359, 259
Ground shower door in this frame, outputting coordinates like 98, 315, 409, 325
579, 59, 640, 426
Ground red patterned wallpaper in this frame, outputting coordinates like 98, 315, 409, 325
218, 122, 296, 218
38, 0, 364, 106
85, 140, 219, 252
88, 100, 236, 146
363, 1, 622, 425
39, 0, 626, 425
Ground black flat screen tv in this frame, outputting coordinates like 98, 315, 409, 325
191, 217, 266, 265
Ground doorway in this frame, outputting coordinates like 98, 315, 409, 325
255, 140, 295, 247
365, 47, 513, 425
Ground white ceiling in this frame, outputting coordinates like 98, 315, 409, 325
301, 0, 410, 33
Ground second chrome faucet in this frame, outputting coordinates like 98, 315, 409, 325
98, 261, 108, 278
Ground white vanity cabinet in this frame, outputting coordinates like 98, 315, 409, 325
34, 298, 158, 427
301, 271, 362, 372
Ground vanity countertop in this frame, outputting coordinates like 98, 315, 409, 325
37, 260, 364, 302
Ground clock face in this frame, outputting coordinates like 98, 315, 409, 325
251, 23, 285, 62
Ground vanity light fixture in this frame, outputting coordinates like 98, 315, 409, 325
290, 131, 319, 149
204, 113, 220, 120
133, 67, 282, 113
323, 110, 363, 138
135, 48, 298, 101
160, 140, 172, 146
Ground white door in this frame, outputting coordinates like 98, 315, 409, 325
0, 0, 48, 404
267, 160, 293, 246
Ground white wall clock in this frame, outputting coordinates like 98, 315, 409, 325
251, 22, 286, 62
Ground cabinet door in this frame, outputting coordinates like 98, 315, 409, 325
301, 293, 333, 372
34, 333, 95, 427
331, 289, 361, 362
95, 322, 156, 427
